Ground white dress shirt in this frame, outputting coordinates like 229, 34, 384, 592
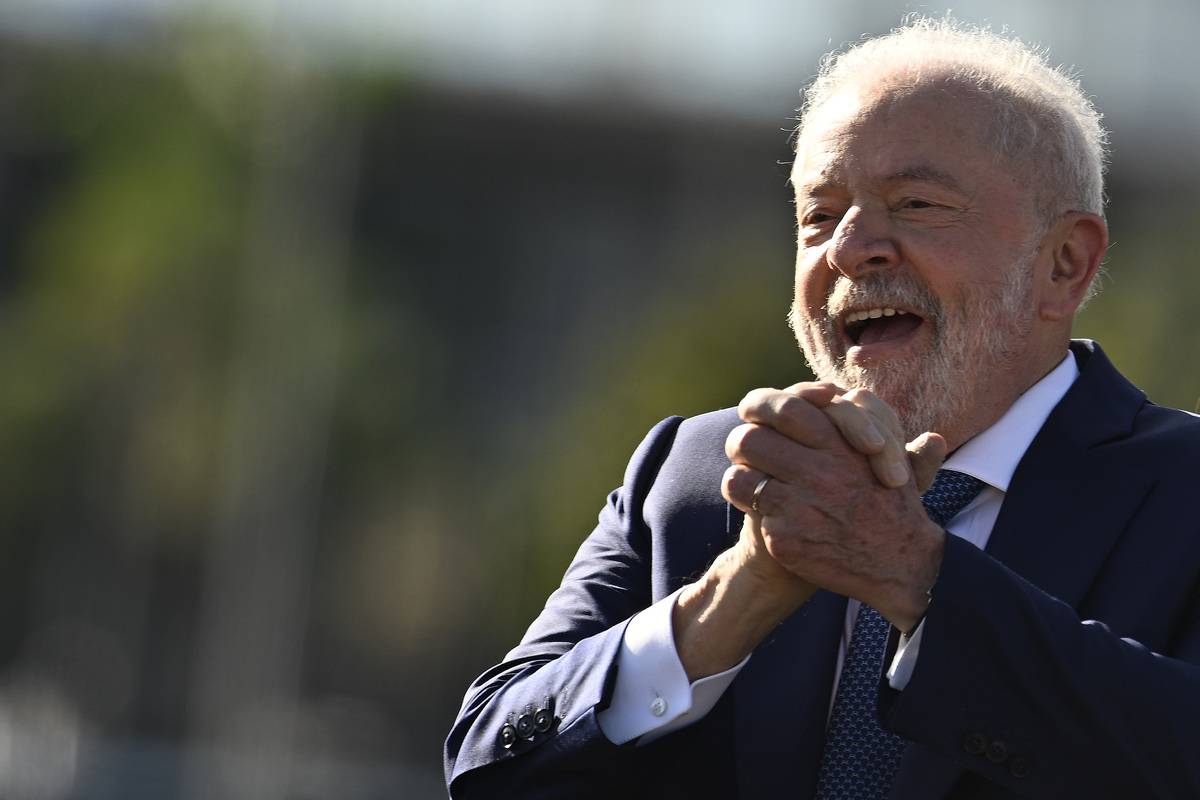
597, 352, 1080, 745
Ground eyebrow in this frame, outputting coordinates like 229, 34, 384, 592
792, 163, 969, 198
882, 164, 968, 194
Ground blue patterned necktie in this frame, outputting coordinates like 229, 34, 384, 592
813, 469, 985, 800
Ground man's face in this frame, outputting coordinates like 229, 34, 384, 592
789, 85, 1047, 439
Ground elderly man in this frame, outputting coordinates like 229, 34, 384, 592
445, 19, 1200, 800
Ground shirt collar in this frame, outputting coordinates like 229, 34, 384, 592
942, 351, 1079, 494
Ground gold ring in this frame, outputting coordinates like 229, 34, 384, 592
751, 476, 772, 513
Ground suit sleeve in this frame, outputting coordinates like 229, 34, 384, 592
879, 533, 1200, 798
443, 415, 684, 798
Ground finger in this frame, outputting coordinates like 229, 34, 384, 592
906, 432, 948, 493
842, 387, 904, 438
839, 388, 910, 488
737, 388, 841, 449
725, 422, 823, 484
780, 381, 846, 407
823, 395, 907, 487
722, 463, 773, 515
821, 395, 888, 455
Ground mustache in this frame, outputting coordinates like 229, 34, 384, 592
824, 273, 942, 323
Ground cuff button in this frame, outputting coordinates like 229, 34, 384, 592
533, 707, 553, 733
963, 732, 987, 756
985, 740, 1008, 764
499, 724, 517, 749
1009, 755, 1031, 779
649, 697, 668, 717
515, 713, 535, 739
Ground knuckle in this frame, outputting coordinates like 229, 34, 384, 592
724, 464, 766, 510
759, 514, 781, 540
725, 423, 756, 460
843, 387, 876, 404
776, 393, 810, 422
789, 382, 840, 407
760, 519, 796, 560
825, 395, 858, 418
847, 387, 902, 430
721, 465, 743, 501
738, 387, 777, 419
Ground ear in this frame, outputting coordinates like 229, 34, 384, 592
1039, 211, 1108, 322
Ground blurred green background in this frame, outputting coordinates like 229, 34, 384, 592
0, 1, 1196, 797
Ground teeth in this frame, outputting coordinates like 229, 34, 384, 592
844, 307, 906, 324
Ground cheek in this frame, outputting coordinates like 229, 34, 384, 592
911, 224, 1027, 291
906, 238, 1002, 302
794, 250, 831, 313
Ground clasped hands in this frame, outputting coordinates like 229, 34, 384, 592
721, 382, 948, 633
672, 382, 951, 681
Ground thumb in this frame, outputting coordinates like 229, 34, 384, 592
906, 432, 948, 493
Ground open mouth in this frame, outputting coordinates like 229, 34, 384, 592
842, 307, 926, 347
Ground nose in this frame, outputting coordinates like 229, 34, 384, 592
825, 205, 900, 278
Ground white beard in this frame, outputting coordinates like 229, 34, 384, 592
789, 266, 1036, 440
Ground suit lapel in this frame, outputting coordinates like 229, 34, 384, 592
984, 341, 1150, 606
889, 341, 1151, 800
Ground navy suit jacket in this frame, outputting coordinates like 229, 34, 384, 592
445, 341, 1200, 798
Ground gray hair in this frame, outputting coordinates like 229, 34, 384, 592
796, 16, 1108, 219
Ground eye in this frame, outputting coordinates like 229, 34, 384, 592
900, 198, 936, 210
801, 208, 839, 226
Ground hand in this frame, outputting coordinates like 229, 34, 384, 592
718, 382, 942, 602
721, 384, 948, 631
673, 383, 945, 681
742, 382, 944, 491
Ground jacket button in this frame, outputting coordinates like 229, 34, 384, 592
533, 707, 553, 733
499, 724, 517, 749
963, 732, 987, 756
985, 740, 1009, 764
515, 712, 535, 739
1009, 755, 1032, 779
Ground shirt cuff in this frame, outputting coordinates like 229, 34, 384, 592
596, 587, 749, 745
885, 617, 925, 690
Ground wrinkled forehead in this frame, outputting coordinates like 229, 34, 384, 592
791, 82, 999, 186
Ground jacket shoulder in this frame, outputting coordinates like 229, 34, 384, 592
1130, 402, 1200, 462
672, 406, 741, 454
651, 407, 741, 492
640, 407, 740, 542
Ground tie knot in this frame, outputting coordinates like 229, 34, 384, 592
921, 469, 985, 527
